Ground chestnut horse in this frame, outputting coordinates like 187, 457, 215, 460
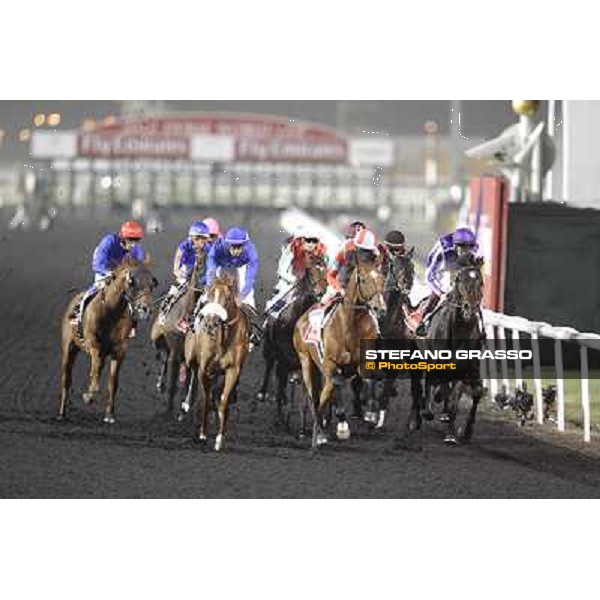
293, 258, 386, 448
58, 257, 157, 423
184, 273, 250, 451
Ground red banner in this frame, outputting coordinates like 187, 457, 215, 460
466, 176, 509, 311
77, 113, 348, 162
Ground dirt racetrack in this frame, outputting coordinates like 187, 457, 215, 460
2, 208, 600, 498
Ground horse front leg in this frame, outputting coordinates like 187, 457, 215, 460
256, 347, 275, 402
105, 350, 125, 424
83, 346, 104, 405
215, 366, 241, 451
196, 365, 211, 443
459, 381, 482, 443
155, 350, 168, 393
444, 382, 462, 444
407, 371, 423, 432
178, 368, 195, 422
274, 361, 289, 425
58, 341, 79, 419
315, 368, 338, 448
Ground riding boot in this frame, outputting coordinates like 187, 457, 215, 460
242, 304, 263, 348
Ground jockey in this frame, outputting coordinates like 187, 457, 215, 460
72, 220, 146, 337
343, 220, 366, 241
265, 225, 328, 318
321, 227, 379, 305
413, 226, 480, 335
202, 226, 262, 346
203, 217, 222, 242
158, 220, 212, 322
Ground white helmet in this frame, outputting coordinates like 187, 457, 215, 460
354, 228, 377, 251
292, 224, 306, 239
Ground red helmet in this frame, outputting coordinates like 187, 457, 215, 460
119, 220, 145, 240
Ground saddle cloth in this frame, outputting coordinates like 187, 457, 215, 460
302, 302, 338, 362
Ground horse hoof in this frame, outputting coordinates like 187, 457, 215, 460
316, 433, 328, 446
439, 413, 451, 423
375, 410, 386, 429
181, 401, 190, 414
82, 392, 97, 405
103, 414, 116, 424
336, 422, 350, 440
408, 418, 421, 432
176, 411, 187, 423
298, 430, 307, 439
255, 391, 268, 402
421, 409, 434, 421
363, 411, 377, 424
444, 434, 458, 445
156, 382, 165, 393
215, 435, 224, 451
55, 414, 66, 422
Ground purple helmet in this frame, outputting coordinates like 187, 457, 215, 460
453, 227, 477, 246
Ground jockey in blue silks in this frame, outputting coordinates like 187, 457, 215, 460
71, 220, 146, 337
198, 226, 262, 346
412, 226, 480, 336
158, 220, 212, 323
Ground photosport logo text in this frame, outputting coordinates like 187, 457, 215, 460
360, 339, 533, 379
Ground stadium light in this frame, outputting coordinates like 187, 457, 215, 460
33, 113, 46, 127
47, 113, 61, 126
82, 118, 96, 132
19, 128, 31, 142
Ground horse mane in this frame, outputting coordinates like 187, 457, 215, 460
114, 256, 145, 273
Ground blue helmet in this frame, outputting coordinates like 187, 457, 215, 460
189, 220, 210, 237
224, 227, 250, 245
453, 227, 477, 246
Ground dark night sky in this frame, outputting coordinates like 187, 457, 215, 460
0, 100, 521, 164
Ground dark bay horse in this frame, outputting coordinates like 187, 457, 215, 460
257, 254, 328, 433
150, 261, 202, 418
184, 273, 250, 451
363, 247, 416, 427
408, 256, 485, 444
293, 259, 386, 448
58, 258, 158, 423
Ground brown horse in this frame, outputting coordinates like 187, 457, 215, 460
184, 273, 250, 451
58, 257, 158, 423
293, 258, 386, 448
257, 253, 328, 433
150, 261, 202, 418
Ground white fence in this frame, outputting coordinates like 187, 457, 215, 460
482, 310, 600, 442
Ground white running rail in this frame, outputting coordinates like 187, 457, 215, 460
482, 309, 600, 442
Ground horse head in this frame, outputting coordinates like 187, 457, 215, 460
302, 254, 328, 299
118, 259, 158, 321
199, 275, 238, 337
390, 246, 415, 295
452, 256, 483, 320
348, 258, 386, 318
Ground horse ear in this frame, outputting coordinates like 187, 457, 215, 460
152, 277, 159, 288
407, 246, 415, 259
476, 256, 484, 267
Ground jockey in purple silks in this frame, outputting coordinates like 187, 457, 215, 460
413, 226, 480, 336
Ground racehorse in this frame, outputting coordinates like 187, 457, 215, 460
407, 255, 485, 444
363, 247, 416, 427
58, 257, 157, 423
293, 257, 386, 448
257, 254, 328, 434
184, 272, 250, 451
150, 261, 202, 418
